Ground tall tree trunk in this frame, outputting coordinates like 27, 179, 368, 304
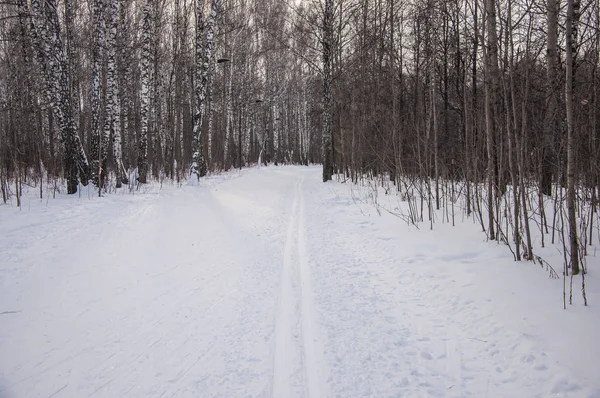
30, 0, 90, 194
101, 0, 116, 191
484, 0, 499, 240
64, 0, 80, 134
322, 0, 334, 182
90, 0, 105, 188
504, 0, 521, 260
138, 0, 152, 183
118, 0, 132, 175
191, 0, 220, 180
542, 0, 559, 196
105, 0, 125, 188
566, 0, 580, 274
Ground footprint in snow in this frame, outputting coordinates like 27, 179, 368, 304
521, 354, 536, 363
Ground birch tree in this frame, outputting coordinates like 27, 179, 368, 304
191, 0, 207, 179
322, 0, 334, 182
90, 0, 105, 188
29, 0, 90, 194
191, 0, 220, 180
105, 0, 126, 187
138, 0, 152, 183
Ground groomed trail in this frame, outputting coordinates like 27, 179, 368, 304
1, 166, 599, 397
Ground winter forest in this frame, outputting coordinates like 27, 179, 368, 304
3, 0, 600, 282
2, 0, 600, 395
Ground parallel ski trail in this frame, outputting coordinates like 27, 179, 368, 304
5, 166, 590, 397
272, 178, 301, 398
298, 176, 330, 398
272, 175, 329, 398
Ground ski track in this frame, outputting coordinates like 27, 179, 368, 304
1, 166, 599, 397
297, 176, 329, 398
272, 176, 301, 398
272, 175, 329, 398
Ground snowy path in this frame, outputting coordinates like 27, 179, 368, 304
272, 175, 328, 398
1, 166, 599, 397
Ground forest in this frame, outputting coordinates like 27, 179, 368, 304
0, 0, 598, 284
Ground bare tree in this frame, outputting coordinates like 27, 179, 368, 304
566, 0, 581, 274
322, 0, 333, 182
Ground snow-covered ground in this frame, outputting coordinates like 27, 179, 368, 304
1, 165, 599, 397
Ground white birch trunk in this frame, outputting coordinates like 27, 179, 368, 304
138, 0, 152, 183
30, 0, 90, 194
191, 0, 220, 179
